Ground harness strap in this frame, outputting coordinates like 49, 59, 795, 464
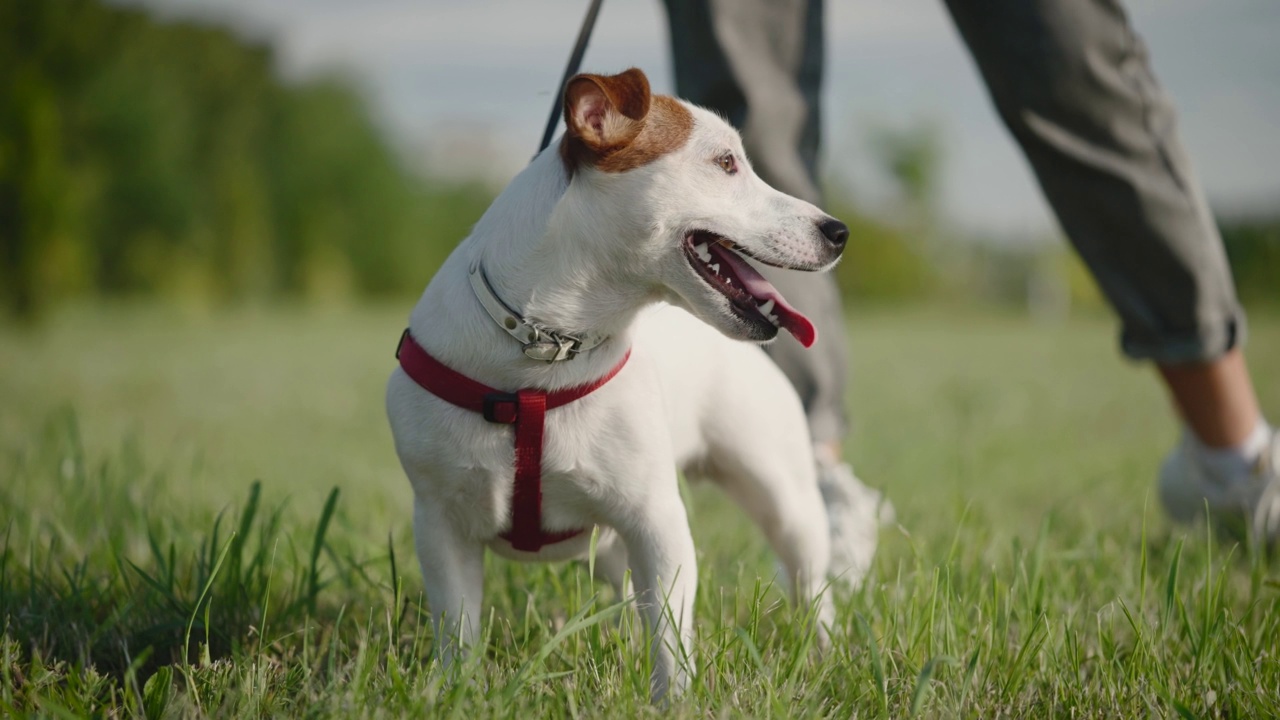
511, 390, 550, 550
396, 329, 629, 551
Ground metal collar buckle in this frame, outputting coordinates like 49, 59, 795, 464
523, 334, 580, 362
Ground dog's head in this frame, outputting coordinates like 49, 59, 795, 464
557, 68, 847, 348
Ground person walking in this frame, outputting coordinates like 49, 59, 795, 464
660, 0, 1278, 560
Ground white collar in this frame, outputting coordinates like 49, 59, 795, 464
468, 262, 610, 362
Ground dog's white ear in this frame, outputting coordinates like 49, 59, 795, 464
563, 68, 650, 153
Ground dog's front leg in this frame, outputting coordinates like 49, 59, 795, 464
620, 491, 698, 702
413, 495, 484, 671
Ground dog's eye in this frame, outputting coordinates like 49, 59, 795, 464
716, 153, 738, 175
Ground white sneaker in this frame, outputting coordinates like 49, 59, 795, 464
817, 458, 895, 590
1158, 428, 1280, 544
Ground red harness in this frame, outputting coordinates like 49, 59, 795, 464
396, 330, 630, 552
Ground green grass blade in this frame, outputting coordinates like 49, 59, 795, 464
308, 486, 341, 614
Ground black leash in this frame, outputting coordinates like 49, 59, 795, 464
537, 0, 605, 155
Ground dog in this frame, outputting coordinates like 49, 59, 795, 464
385, 68, 850, 699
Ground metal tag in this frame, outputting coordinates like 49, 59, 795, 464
523, 333, 580, 362
523, 341, 567, 362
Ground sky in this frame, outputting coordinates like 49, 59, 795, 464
129, 0, 1280, 238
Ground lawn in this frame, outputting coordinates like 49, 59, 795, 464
2, 303, 1278, 717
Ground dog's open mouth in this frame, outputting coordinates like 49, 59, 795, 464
682, 231, 816, 348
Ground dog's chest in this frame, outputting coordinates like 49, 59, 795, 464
420, 398, 651, 534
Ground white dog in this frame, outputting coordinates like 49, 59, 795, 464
385, 68, 853, 699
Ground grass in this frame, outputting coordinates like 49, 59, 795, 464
1, 302, 1278, 717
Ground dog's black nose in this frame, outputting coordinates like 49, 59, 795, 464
818, 218, 849, 248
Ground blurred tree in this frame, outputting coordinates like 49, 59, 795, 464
0, 0, 490, 318
867, 120, 944, 226
826, 120, 947, 303
1220, 214, 1280, 306
828, 200, 939, 302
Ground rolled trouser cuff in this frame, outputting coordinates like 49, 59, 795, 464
1120, 310, 1246, 365
944, 0, 1247, 368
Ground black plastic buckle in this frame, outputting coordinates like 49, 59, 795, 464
394, 328, 410, 360
482, 392, 519, 424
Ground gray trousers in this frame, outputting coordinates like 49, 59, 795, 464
663, 0, 1246, 443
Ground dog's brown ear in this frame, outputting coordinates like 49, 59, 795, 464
560, 68, 692, 174
563, 68, 651, 154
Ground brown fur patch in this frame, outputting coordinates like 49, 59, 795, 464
560, 70, 693, 175
591, 96, 693, 173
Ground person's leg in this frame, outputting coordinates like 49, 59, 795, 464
662, 0, 839, 444
942, 0, 1276, 539
1157, 348, 1276, 540
662, 0, 893, 585
1158, 348, 1260, 448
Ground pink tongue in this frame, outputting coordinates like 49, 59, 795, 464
706, 243, 817, 348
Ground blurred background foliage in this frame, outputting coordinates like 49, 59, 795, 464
0, 0, 1275, 321
0, 0, 489, 318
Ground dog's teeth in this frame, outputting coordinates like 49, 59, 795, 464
710, 263, 720, 274
694, 243, 712, 262
757, 299, 781, 326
